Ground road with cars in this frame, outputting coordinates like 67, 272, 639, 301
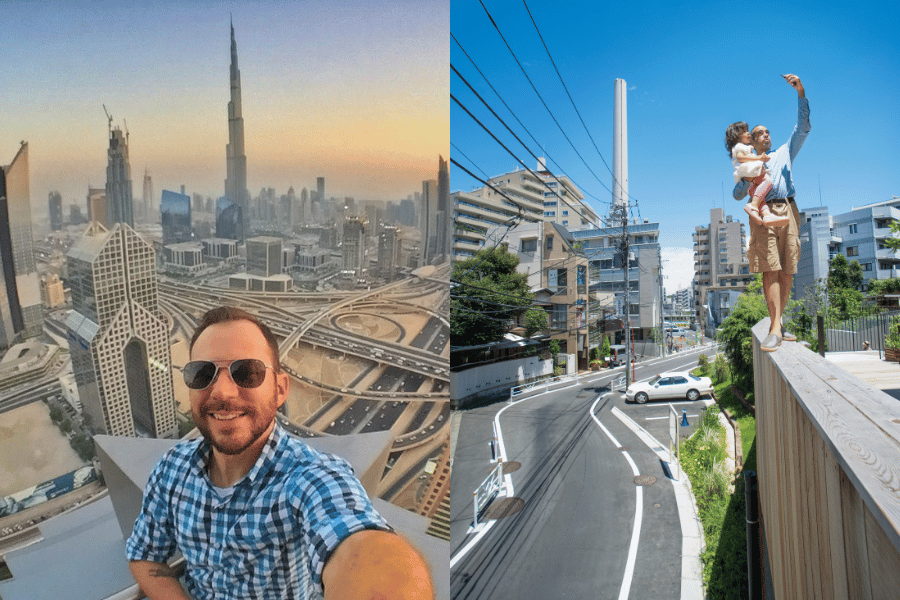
450, 345, 720, 600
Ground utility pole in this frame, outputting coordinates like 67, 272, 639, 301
658, 247, 666, 358
614, 202, 631, 391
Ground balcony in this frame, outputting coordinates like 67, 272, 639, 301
751, 318, 900, 598
876, 247, 900, 261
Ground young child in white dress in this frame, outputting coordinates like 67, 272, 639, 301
725, 121, 788, 227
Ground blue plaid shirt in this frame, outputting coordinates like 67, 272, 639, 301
126, 424, 391, 599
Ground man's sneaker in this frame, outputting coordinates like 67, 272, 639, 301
761, 334, 782, 352
781, 328, 797, 342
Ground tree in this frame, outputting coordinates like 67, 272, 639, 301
451, 247, 536, 347
885, 219, 900, 252
827, 253, 851, 289
523, 308, 548, 337
847, 260, 864, 291
601, 336, 611, 361
717, 274, 768, 393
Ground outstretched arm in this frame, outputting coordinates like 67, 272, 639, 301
782, 74, 810, 161
782, 73, 805, 98
322, 530, 434, 600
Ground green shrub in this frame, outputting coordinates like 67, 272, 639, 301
712, 354, 728, 385
697, 353, 709, 376
886, 315, 900, 350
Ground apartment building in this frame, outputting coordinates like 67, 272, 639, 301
693, 208, 751, 332
502, 220, 615, 369
794, 198, 900, 300
570, 219, 661, 357
452, 161, 601, 260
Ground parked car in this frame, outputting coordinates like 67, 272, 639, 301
605, 344, 629, 367
625, 371, 713, 403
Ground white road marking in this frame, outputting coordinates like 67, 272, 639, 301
589, 394, 642, 600
450, 375, 624, 569
611, 404, 706, 600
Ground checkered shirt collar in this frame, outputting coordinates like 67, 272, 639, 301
190, 421, 286, 487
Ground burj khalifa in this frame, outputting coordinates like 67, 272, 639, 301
225, 19, 249, 241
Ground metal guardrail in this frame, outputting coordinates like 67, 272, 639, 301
509, 372, 580, 400
610, 375, 626, 391
473, 462, 505, 527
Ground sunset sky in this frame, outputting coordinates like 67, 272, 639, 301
0, 0, 448, 219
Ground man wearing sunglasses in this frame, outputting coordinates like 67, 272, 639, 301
126, 306, 433, 599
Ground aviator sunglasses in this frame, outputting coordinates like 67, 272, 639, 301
181, 359, 275, 390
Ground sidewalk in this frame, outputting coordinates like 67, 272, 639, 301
825, 350, 900, 401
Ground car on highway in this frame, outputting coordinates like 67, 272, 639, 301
625, 371, 713, 404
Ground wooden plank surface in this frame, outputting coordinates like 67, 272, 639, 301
752, 319, 900, 555
752, 318, 900, 599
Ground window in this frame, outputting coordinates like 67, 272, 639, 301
562, 210, 569, 216
546, 236, 553, 251
550, 304, 566, 329
849, 223, 858, 234
520, 238, 537, 253
847, 246, 859, 257
862, 262, 872, 271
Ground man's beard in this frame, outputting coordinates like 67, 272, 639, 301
193, 398, 278, 456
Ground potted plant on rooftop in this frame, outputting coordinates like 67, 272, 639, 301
885, 315, 900, 363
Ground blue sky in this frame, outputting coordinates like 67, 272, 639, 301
1, 0, 448, 218
450, 0, 899, 292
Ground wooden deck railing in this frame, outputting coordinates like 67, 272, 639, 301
752, 318, 900, 599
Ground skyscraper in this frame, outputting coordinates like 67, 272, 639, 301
48, 191, 63, 231
224, 19, 249, 241
0, 143, 42, 350
420, 178, 437, 265
65, 222, 177, 438
342, 216, 366, 277
378, 225, 399, 281
106, 125, 134, 227
142, 169, 154, 222
87, 187, 107, 227
317, 177, 325, 211
161, 190, 192, 244
435, 156, 449, 260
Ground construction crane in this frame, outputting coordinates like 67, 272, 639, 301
103, 104, 112, 134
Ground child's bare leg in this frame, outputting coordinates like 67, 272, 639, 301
753, 175, 788, 227
744, 201, 764, 226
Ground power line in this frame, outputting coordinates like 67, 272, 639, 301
475, 0, 613, 196
452, 64, 611, 219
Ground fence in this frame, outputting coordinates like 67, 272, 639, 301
823, 309, 899, 354
752, 318, 900, 598
509, 372, 580, 400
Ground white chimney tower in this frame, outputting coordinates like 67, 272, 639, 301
612, 78, 628, 213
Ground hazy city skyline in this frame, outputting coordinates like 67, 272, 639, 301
1, 0, 449, 220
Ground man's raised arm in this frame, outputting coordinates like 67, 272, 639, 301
322, 530, 434, 600
783, 73, 810, 161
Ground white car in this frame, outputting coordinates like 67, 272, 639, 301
625, 371, 713, 404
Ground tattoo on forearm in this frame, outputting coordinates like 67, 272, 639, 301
148, 564, 178, 579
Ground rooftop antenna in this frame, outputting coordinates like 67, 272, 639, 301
102, 104, 113, 135
123, 118, 129, 144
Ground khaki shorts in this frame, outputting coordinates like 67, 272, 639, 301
747, 199, 801, 274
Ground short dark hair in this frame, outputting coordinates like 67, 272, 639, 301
724, 121, 748, 156
190, 306, 282, 372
